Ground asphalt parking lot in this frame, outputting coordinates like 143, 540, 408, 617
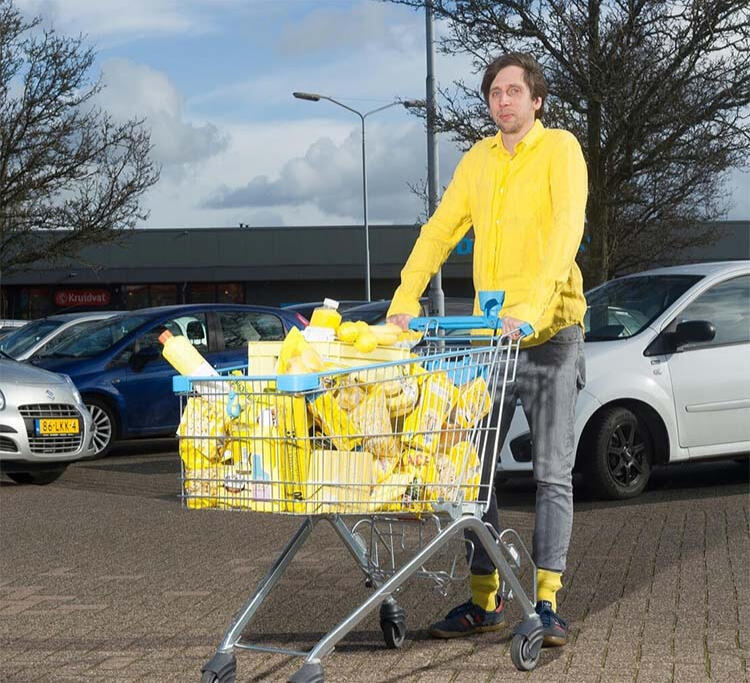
1, 441, 748, 683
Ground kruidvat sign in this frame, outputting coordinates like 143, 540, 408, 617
54, 289, 111, 307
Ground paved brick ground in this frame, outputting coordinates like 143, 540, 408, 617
1, 444, 748, 682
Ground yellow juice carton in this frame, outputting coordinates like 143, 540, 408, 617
402, 371, 456, 453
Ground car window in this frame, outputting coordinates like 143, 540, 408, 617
33, 320, 106, 357
217, 311, 284, 350
675, 275, 750, 348
0, 319, 62, 357
584, 275, 702, 341
136, 313, 208, 355
40, 315, 150, 358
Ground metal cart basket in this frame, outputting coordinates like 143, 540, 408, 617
173, 292, 544, 682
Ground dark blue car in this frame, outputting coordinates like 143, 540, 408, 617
30, 304, 306, 456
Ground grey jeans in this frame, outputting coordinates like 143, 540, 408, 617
466, 325, 586, 574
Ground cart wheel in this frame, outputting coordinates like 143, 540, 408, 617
381, 619, 407, 648
201, 652, 236, 683
288, 661, 324, 683
510, 632, 541, 671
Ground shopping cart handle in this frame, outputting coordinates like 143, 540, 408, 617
408, 290, 534, 337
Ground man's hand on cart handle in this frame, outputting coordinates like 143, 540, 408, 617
502, 316, 528, 340
387, 313, 414, 331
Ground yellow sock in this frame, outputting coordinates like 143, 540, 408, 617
536, 568, 563, 611
470, 571, 500, 612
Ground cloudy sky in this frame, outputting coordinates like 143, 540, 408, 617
15, 0, 750, 228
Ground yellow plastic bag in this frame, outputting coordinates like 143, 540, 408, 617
308, 392, 361, 451
452, 376, 492, 430
402, 371, 456, 453
350, 385, 401, 463
178, 396, 227, 467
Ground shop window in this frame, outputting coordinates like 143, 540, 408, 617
125, 285, 149, 310
189, 283, 215, 303
217, 283, 243, 303
150, 284, 177, 307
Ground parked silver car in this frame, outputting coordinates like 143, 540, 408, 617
0, 311, 118, 361
0, 353, 95, 484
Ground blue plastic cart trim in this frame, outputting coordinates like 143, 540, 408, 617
409, 290, 534, 338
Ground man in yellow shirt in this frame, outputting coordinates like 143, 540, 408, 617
387, 53, 587, 646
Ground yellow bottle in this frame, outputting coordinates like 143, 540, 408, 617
159, 330, 218, 377
309, 298, 342, 331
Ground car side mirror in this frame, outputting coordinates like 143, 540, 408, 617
129, 346, 160, 371
674, 320, 716, 347
644, 319, 716, 356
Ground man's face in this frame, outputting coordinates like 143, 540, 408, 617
488, 65, 542, 137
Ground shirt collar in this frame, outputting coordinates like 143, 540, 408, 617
491, 119, 545, 155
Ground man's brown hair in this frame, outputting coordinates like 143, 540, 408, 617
481, 52, 548, 119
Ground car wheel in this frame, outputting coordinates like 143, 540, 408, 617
85, 398, 117, 458
5, 465, 67, 485
584, 406, 653, 500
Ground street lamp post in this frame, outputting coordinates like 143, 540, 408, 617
293, 92, 421, 301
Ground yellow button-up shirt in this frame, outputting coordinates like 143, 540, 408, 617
388, 119, 588, 347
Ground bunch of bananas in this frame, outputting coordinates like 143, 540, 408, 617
336, 321, 413, 352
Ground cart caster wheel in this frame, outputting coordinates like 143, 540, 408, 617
510, 632, 541, 671
288, 661, 324, 683
201, 651, 236, 683
381, 619, 407, 648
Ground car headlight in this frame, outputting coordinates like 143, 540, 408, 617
62, 375, 84, 406
0, 389, 5, 410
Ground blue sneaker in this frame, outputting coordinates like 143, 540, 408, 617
429, 598, 505, 639
536, 600, 569, 647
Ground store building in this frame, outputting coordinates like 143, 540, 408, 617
1, 221, 747, 319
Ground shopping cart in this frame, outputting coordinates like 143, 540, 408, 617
173, 291, 544, 683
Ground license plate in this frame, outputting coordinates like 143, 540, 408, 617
35, 418, 80, 435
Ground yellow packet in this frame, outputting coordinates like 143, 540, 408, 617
368, 468, 414, 512
386, 376, 420, 418
183, 465, 223, 509
178, 396, 226, 466
350, 385, 400, 462
453, 376, 491, 429
402, 371, 456, 453
308, 392, 361, 451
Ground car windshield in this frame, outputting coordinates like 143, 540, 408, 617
32, 319, 112, 358
0, 319, 63, 357
585, 274, 702, 341
36, 315, 150, 358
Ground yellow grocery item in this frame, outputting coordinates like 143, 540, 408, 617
308, 392, 361, 451
305, 449, 375, 513
159, 329, 217, 378
220, 438, 285, 512
386, 377, 420, 418
386, 119, 587, 347
369, 323, 401, 347
336, 321, 358, 343
178, 396, 226, 465
453, 376, 492, 429
403, 371, 456, 453
335, 382, 366, 411
350, 385, 400, 463
354, 330, 377, 353
183, 465, 223, 509
309, 298, 342, 330
277, 327, 326, 374
369, 468, 414, 512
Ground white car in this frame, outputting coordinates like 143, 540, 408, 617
497, 261, 750, 499
0, 353, 96, 484
0, 311, 118, 361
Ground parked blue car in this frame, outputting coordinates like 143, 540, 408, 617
29, 304, 306, 456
